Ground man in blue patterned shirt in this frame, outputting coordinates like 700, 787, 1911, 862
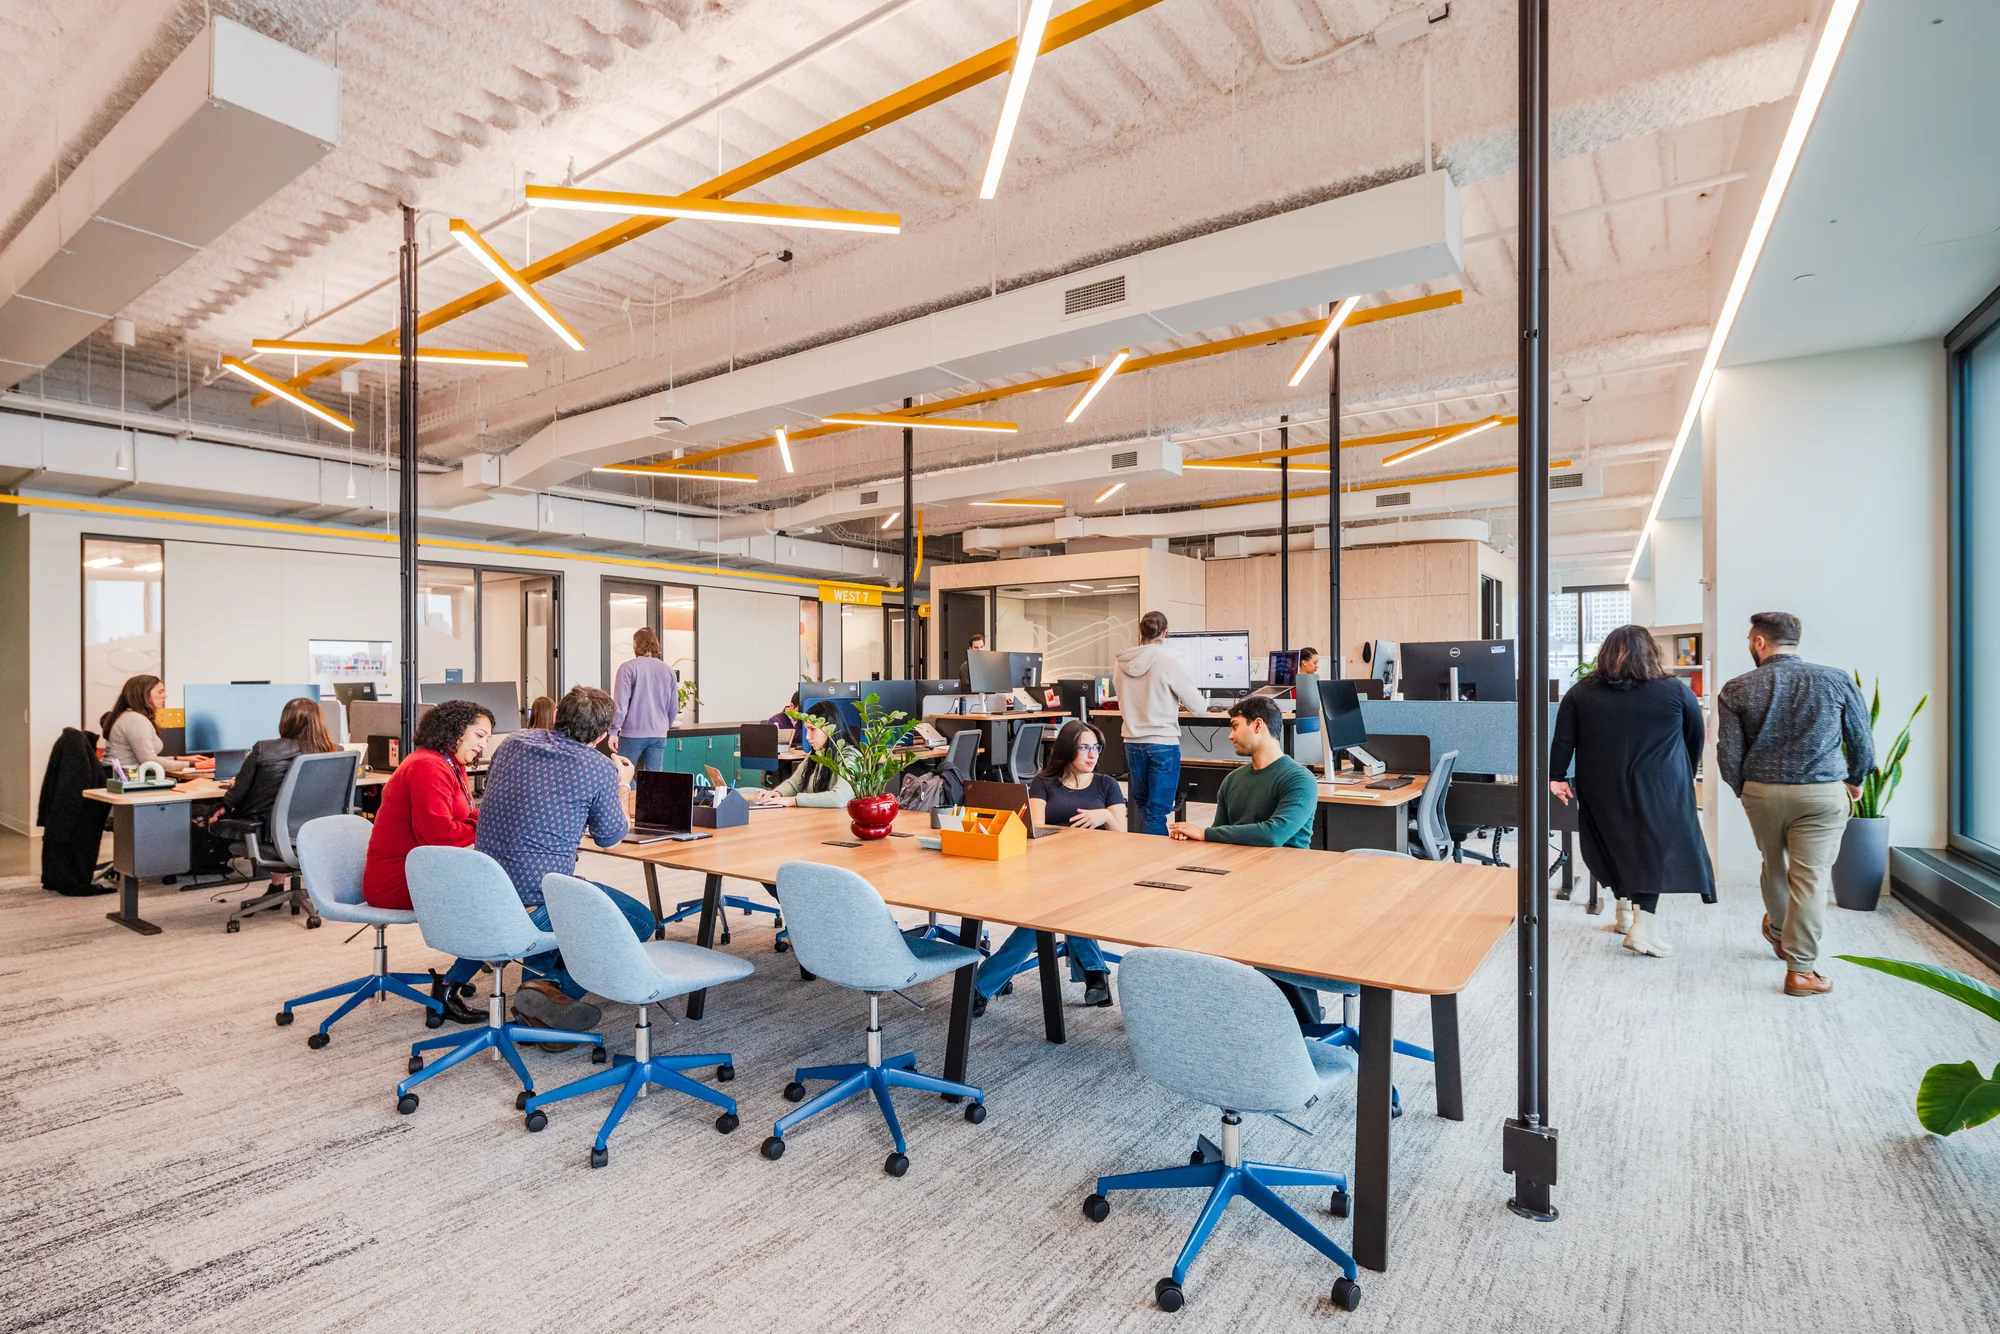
467, 685, 656, 1037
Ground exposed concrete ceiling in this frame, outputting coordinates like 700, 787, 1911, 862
4, 0, 1820, 579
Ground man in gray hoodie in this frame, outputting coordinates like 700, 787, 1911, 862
1113, 610, 1214, 835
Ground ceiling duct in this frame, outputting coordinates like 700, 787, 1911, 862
0, 19, 340, 382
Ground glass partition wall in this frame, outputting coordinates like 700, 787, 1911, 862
82, 537, 164, 729
992, 579, 1141, 682
602, 579, 697, 716
415, 563, 560, 724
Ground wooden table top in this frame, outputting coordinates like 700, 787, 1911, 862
927, 709, 1069, 722
85, 771, 389, 805
597, 807, 1511, 994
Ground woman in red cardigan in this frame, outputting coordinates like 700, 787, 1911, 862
364, 699, 493, 1022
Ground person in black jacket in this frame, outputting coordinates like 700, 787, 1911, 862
38, 727, 111, 895
1550, 624, 1714, 958
205, 698, 339, 887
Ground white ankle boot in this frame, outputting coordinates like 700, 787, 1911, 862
1623, 908, 1673, 957
1612, 899, 1635, 935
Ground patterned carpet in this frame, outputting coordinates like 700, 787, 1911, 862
2, 848, 1997, 1334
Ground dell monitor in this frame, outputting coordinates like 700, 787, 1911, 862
184, 683, 322, 754
1165, 631, 1253, 696
861, 679, 920, 730
1267, 649, 1301, 689
964, 649, 1015, 695
1400, 639, 1517, 702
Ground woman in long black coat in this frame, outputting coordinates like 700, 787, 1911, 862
1550, 624, 1715, 957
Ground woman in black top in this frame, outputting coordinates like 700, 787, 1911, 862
206, 698, 339, 889
972, 722, 1124, 1013
1550, 625, 1714, 957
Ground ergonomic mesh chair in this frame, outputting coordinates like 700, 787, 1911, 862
218, 750, 359, 933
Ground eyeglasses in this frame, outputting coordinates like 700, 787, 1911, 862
1076, 744, 1102, 755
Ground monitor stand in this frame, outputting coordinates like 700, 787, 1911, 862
1336, 745, 1385, 776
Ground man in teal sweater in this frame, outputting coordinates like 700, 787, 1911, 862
1168, 695, 1318, 848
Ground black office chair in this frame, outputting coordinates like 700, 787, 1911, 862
1007, 722, 1045, 783
219, 750, 360, 933
942, 729, 980, 787
1450, 818, 1507, 867
1406, 749, 1458, 862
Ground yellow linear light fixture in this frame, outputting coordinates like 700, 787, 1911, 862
1625, 0, 1861, 581
970, 498, 1063, 508
881, 510, 900, 529
1094, 482, 1125, 504
1184, 460, 1331, 474
448, 219, 585, 351
1380, 415, 1507, 467
1287, 295, 1362, 388
1199, 417, 1523, 464
594, 464, 759, 484
1195, 460, 1575, 509
1065, 348, 1130, 423
981, 0, 1057, 200
775, 427, 794, 473
526, 185, 901, 235
821, 413, 1018, 433
250, 339, 529, 368
220, 357, 354, 433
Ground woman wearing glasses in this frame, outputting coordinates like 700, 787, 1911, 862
971, 720, 1123, 1014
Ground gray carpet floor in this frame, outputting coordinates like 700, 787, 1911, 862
3, 848, 1997, 1334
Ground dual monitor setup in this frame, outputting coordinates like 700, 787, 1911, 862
182, 679, 528, 775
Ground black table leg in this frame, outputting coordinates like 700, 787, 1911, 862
1430, 993, 1463, 1121
1587, 868, 1602, 915
1355, 984, 1393, 1272
106, 873, 161, 936
685, 873, 723, 1019
1554, 831, 1574, 900
942, 916, 984, 1094
643, 862, 665, 940
1034, 930, 1068, 1045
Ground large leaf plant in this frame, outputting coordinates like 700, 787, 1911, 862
1848, 672, 1927, 819
1836, 956, 2000, 1135
785, 694, 912, 799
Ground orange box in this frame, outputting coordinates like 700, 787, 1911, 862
938, 807, 1027, 861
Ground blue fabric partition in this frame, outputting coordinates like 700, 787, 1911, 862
1357, 700, 1561, 775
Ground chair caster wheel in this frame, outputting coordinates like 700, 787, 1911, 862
524, 1110, 547, 1133
1082, 1193, 1109, 1222
424, 1009, 444, 1029
397, 1094, 419, 1115
225, 921, 240, 934
716, 1063, 735, 1082
590, 1046, 608, 1064
773, 938, 790, 954
1000, 980, 1014, 996
275, 1010, 294, 1026
884, 1152, 909, 1177
715, 1112, 739, 1134
515, 1090, 533, 1111
1329, 1188, 1349, 1218
963, 1102, 986, 1124
798, 966, 815, 982
760, 1136, 786, 1161
407, 1056, 424, 1075
306, 916, 321, 929
1155, 1279, 1184, 1312
590, 1148, 608, 1169
1331, 1277, 1362, 1311
306, 1031, 330, 1050
1190, 1150, 1205, 1166
782, 1082, 806, 1102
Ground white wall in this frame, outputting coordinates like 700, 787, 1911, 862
1647, 518, 1704, 628
1710, 341, 1947, 876
697, 586, 806, 724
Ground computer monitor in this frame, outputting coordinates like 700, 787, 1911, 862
419, 680, 522, 731
1317, 677, 1367, 749
1165, 631, 1253, 695
1368, 640, 1398, 687
738, 723, 780, 762
634, 770, 694, 834
861, 679, 920, 729
333, 682, 378, 706
1400, 639, 1516, 702
184, 684, 322, 753
800, 681, 864, 730
920, 679, 962, 700
1006, 652, 1043, 689
1267, 650, 1301, 689
964, 649, 1015, 695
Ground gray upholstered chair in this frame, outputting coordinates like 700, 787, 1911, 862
1083, 947, 1363, 1312
1408, 748, 1458, 862
394, 846, 605, 1116
522, 874, 755, 1167
276, 814, 441, 1046
943, 728, 980, 786
759, 860, 987, 1176
1007, 721, 1044, 782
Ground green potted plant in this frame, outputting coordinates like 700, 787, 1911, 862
784, 694, 913, 840
1835, 956, 2000, 1135
1832, 674, 1927, 911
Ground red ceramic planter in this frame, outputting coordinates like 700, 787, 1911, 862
847, 793, 899, 841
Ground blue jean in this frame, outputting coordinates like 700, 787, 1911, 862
974, 926, 1108, 998
442, 882, 658, 999
617, 735, 667, 772
1124, 742, 1181, 837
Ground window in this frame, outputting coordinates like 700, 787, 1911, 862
1549, 585, 1632, 692
82, 537, 163, 729
993, 580, 1141, 681
415, 563, 561, 720
1949, 285, 2000, 867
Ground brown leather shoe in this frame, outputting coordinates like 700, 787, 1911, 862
1760, 915, 1785, 961
1784, 970, 1833, 996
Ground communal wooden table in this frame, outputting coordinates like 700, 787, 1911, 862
597, 806, 1512, 1272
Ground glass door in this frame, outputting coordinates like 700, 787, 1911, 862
82, 537, 164, 728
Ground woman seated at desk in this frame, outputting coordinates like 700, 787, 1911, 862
202, 697, 339, 888
971, 720, 1120, 1014
749, 710, 853, 808
101, 675, 170, 769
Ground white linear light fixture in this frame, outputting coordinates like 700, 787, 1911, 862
775, 426, 794, 473
221, 357, 356, 432
449, 219, 585, 351
971, 498, 1063, 507
1379, 415, 1504, 467
1287, 295, 1362, 387
1065, 348, 1130, 422
250, 338, 529, 368
980, 0, 1057, 200
1094, 482, 1125, 503
1625, 0, 1862, 582
881, 510, 900, 529
525, 185, 902, 235
822, 413, 1017, 433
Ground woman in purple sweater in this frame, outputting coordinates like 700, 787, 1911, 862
610, 627, 678, 771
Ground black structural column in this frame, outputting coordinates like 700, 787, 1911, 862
1327, 332, 1342, 675
1278, 415, 1290, 652
397, 204, 420, 756
902, 398, 916, 678
1505, 0, 1559, 1223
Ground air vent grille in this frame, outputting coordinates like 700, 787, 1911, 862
1548, 471, 1584, 490
859, 489, 879, 506
1375, 491, 1412, 508
1109, 450, 1139, 470
1064, 275, 1126, 316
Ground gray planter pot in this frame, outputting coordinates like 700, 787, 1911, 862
1833, 815, 1890, 911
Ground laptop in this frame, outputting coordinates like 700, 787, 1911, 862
961, 780, 1062, 838
626, 770, 701, 844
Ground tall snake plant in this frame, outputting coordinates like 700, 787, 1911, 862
1849, 672, 1927, 819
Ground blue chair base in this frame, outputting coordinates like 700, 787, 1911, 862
525, 1049, 737, 1160
1092, 1147, 1357, 1293
1003, 935, 1123, 984
771, 1051, 982, 1156
282, 969, 438, 1037
1304, 1021, 1434, 1063
664, 894, 779, 945
396, 1020, 604, 1108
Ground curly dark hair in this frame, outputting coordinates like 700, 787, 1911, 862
415, 699, 496, 756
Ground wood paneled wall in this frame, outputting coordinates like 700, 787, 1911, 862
1202, 541, 1483, 678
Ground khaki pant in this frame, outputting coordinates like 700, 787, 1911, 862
1740, 781, 1850, 971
